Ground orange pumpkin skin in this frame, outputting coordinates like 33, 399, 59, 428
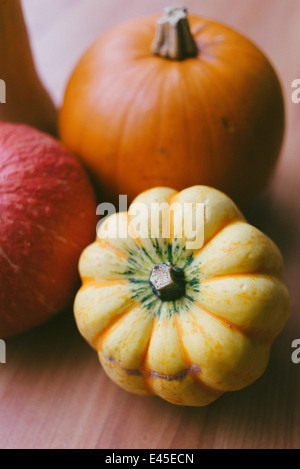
59, 12, 284, 207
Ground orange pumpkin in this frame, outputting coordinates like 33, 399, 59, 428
59, 6, 284, 207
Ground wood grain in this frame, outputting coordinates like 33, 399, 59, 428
1, 0, 300, 449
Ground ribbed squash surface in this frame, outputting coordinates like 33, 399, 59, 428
74, 186, 290, 406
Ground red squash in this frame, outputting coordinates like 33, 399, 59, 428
0, 122, 97, 338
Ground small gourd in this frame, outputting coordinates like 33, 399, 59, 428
74, 186, 290, 406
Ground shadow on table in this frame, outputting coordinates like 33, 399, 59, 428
243, 190, 299, 259
5, 305, 95, 371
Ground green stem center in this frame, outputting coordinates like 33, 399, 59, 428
150, 262, 186, 301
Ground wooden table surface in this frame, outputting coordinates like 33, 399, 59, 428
1, 0, 300, 449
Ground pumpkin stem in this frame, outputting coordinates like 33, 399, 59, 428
150, 262, 186, 301
151, 5, 198, 60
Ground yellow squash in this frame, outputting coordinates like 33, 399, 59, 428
74, 186, 290, 406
